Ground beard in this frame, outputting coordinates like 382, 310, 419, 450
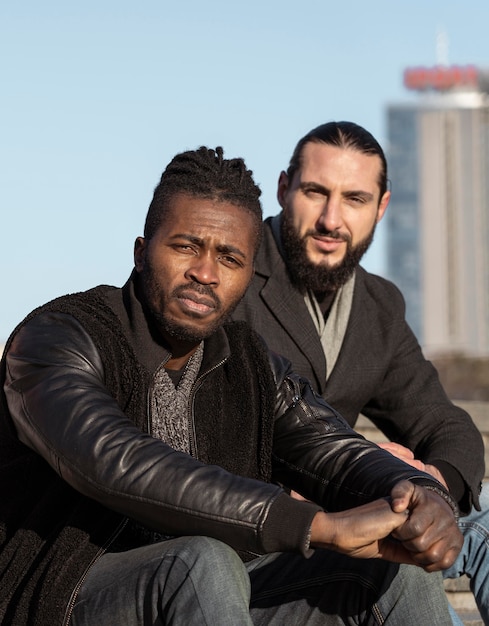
280, 211, 376, 294
139, 260, 243, 344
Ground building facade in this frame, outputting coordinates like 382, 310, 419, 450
386, 65, 489, 357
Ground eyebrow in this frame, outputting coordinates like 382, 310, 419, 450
299, 181, 375, 202
217, 244, 248, 260
170, 233, 248, 260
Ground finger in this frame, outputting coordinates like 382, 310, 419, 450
389, 488, 463, 571
319, 499, 410, 557
376, 538, 418, 565
399, 533, 463, 572
378, 442, 415, 459
393, 487, 452, 543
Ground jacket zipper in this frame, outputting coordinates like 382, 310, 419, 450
283, 376, 302, 409
62, 518, 128, 626
188, 357, 227, 457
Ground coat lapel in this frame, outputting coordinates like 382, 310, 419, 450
257, 219, 328, 391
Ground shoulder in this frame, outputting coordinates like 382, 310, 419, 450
223, 319, 269, 353
18, 285, 118, 328
222, 320, 290, 382
355, 267, 406, 315
253, 217, 282, 276
5, 284, 129, 374
4, 285, 117, 349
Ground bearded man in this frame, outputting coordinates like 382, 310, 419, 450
232, 121, 488, 623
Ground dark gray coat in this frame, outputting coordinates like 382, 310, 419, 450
233, 217, 485, 514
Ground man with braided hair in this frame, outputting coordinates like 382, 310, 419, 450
1, 146, 461, 625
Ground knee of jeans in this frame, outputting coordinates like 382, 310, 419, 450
163, 536, 249, 587
185, 536, 245, 569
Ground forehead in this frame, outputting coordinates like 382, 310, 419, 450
298, 142, 383, 194
159, 193, 256, 250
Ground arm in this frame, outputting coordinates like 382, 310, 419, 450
4, 312, 321, 556
359, 280, 484, 513
377, 442, 448, 489
270, 353, 457, 513
269, 354, 462, 569
3, 311, 460, 565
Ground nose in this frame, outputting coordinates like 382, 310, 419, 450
185, 254, 219, 286
316, 197, 342, 232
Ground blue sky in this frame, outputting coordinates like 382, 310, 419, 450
1, 1, 488, 341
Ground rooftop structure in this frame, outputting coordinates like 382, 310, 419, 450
385, 64, 489, 357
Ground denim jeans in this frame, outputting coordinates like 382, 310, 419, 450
247, 549, 451, 625
71, 535, 453, 625
444, 481, 489, 624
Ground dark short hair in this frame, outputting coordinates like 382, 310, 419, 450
144, 146, 263, 254
286, 121, 388, 198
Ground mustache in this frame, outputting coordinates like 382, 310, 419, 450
305, 228, 351, 244
171, 283, 221, 309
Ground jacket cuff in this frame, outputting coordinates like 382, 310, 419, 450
430, 460, 466, 507
262, 492, 322, 557
410, 477, 460, 520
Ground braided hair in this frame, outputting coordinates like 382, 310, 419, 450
144, 146, 263, 254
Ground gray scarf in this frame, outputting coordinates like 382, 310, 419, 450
304, 273, 355, 380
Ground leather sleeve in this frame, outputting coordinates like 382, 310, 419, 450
267, 350, 459, 516
4, 312, 321, 556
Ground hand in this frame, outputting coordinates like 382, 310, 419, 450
290, 490, 309, 502
388, 480, 462, 571
309, 481, 462, 571
378, 442, 448, 489
309, 497, 415, 563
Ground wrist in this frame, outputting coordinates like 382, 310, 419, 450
424, 464, 448, 489
310, 511, 334, 548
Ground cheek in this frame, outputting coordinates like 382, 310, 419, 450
287, 202, 313, 235
155, 255, 185, 281
348, 212, 377, 242
220, 272, 253, 306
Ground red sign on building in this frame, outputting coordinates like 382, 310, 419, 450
403, 65, 479, 92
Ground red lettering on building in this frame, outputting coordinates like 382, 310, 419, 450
403, 65, 479, 91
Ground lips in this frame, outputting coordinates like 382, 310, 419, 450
310, 234, 345, 253
176, 290, 218, 315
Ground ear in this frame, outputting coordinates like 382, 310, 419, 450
376, 190, 391, 224
134, 237, 147, 272
277, 171, 289, 209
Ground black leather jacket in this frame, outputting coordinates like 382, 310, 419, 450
0, 278, 457, 624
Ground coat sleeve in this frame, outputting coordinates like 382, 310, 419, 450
357, 278, 484, 514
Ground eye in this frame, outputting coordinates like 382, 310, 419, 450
346, 194, 369, 206
303, 187, 324, 198
173, 243, 195, 253
219, 254, 242, 268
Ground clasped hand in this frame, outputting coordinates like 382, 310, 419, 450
377, 441, 448, 489
309, 480, 463, 572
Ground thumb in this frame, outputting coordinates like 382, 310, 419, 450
389, 480, 416, 513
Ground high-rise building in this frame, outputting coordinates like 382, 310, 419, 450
386, 65, 489, 357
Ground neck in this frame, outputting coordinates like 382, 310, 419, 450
165, 339, 201, 370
